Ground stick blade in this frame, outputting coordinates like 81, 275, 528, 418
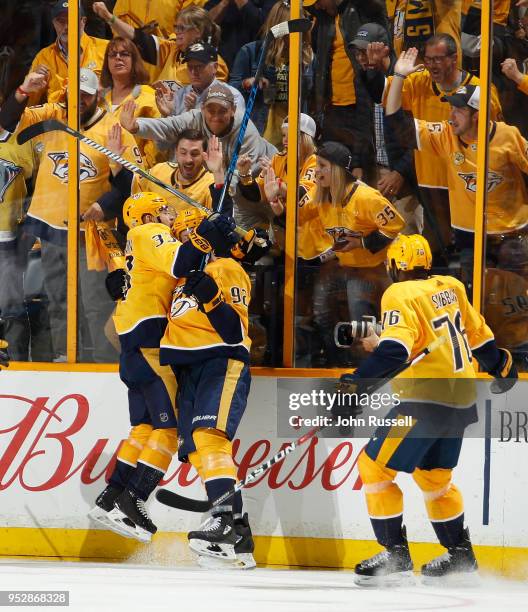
155, 488, 211, 513
17, 119, 66, 145
270, 18, 312, 39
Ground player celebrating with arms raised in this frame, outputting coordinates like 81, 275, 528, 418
336, 234, 517, 586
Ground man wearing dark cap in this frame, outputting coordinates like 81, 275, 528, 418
303, 0, 390, 181
350, 22, 422, 235
168, 42, 245, 117
386, 48, 528, 293
121, 81, 276, 181
28, 1, 108, 104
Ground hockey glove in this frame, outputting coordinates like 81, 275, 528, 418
182, 270, 225, 313
189, 213, 239, 255
489, 348, 518, 394
231, 228, 272, 264
334, 374, 362, 420
105, 269, 129, 301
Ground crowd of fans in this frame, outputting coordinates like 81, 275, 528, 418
1, 0, 528, 369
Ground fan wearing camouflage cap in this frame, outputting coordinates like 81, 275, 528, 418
120, 81, 276, 182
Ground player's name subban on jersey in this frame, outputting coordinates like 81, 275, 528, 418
113, 222, 184, 349
160, 257, 252, 366
379, 274, 495, 407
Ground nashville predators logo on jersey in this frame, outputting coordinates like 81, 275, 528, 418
458, 170, 503, 193
0, 158, 22, 203
48, 152, 98, 183
169, 285, 197, 319
326, 227, 363, 240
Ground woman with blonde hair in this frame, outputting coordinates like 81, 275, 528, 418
93, 2, 229, 94
296, 141, 405, 366
229, 0, 313, 146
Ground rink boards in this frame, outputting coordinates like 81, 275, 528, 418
0, 371, 526, 577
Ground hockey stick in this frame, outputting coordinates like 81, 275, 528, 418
156, 335, 446, 513
215, 18, 312, 212
15, 119, 247, 237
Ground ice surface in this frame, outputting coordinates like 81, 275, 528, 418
0, 560, 526, 612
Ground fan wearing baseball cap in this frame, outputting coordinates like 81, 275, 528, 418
27, 1, 108, 105
385, 47, 528, 292
120, 81, 276, 183
0, 65, 144, 363
164, 42, 245, 117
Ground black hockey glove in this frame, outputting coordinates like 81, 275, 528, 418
190, 213, 239, 256
0, 317, 9, 370
489, 348, 518, 394
182, 270, 225, 313
105, 269, 129, 301
333, 374, 362, 420
231, 228, 272, 264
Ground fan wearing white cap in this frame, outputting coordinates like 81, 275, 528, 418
236, 113, 329, 261
28, 1, 108, 105
385, 47, 528, 292
0, 66, 144, 363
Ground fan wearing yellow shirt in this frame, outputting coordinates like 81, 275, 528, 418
89, 190, 241, 543
0, 67, 142, 362
29, 2, 108, 105
159, 209, 270, 567
297, 140, 404, 366
93, 3, 229, 94
385, 48, 528, 293
132, 129, 224, 215
335, 234, 517, 586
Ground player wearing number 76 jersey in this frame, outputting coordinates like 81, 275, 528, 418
335, 234, 517, 586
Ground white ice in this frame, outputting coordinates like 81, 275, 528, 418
1, 560, 527, 612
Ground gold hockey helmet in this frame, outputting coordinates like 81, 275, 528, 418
386, 234, 432, 281
172, 207, 207, 241
123, 192, 169, 228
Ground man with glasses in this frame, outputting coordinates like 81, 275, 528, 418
161, 42, 245, 117
371, 33, 502, 263
28, 1, 108, 105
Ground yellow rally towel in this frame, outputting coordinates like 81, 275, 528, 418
404, 0, 435, 49
85, 220, 125, 272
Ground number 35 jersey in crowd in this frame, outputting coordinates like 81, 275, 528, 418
160, 257, 252, 366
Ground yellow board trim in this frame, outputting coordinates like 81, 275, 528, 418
217, 359, 244, 431
0, 528, 526, 579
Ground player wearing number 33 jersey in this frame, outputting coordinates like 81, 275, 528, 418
338, 235, 517, 586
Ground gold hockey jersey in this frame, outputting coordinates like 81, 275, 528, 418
132, 162, 214, 212
298, 182, 404, 267
17, 105, 142, 244
114, 222, 183, 347
380, 274, 495, 406
160, 257, 252, 365
384, 69, 502, 189
415, 119, 528, 233
0, 136, 35, 241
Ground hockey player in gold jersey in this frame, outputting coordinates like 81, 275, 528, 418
335, 234, 517, 586
89, 191, 241, 542
159, 207, 270, 567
